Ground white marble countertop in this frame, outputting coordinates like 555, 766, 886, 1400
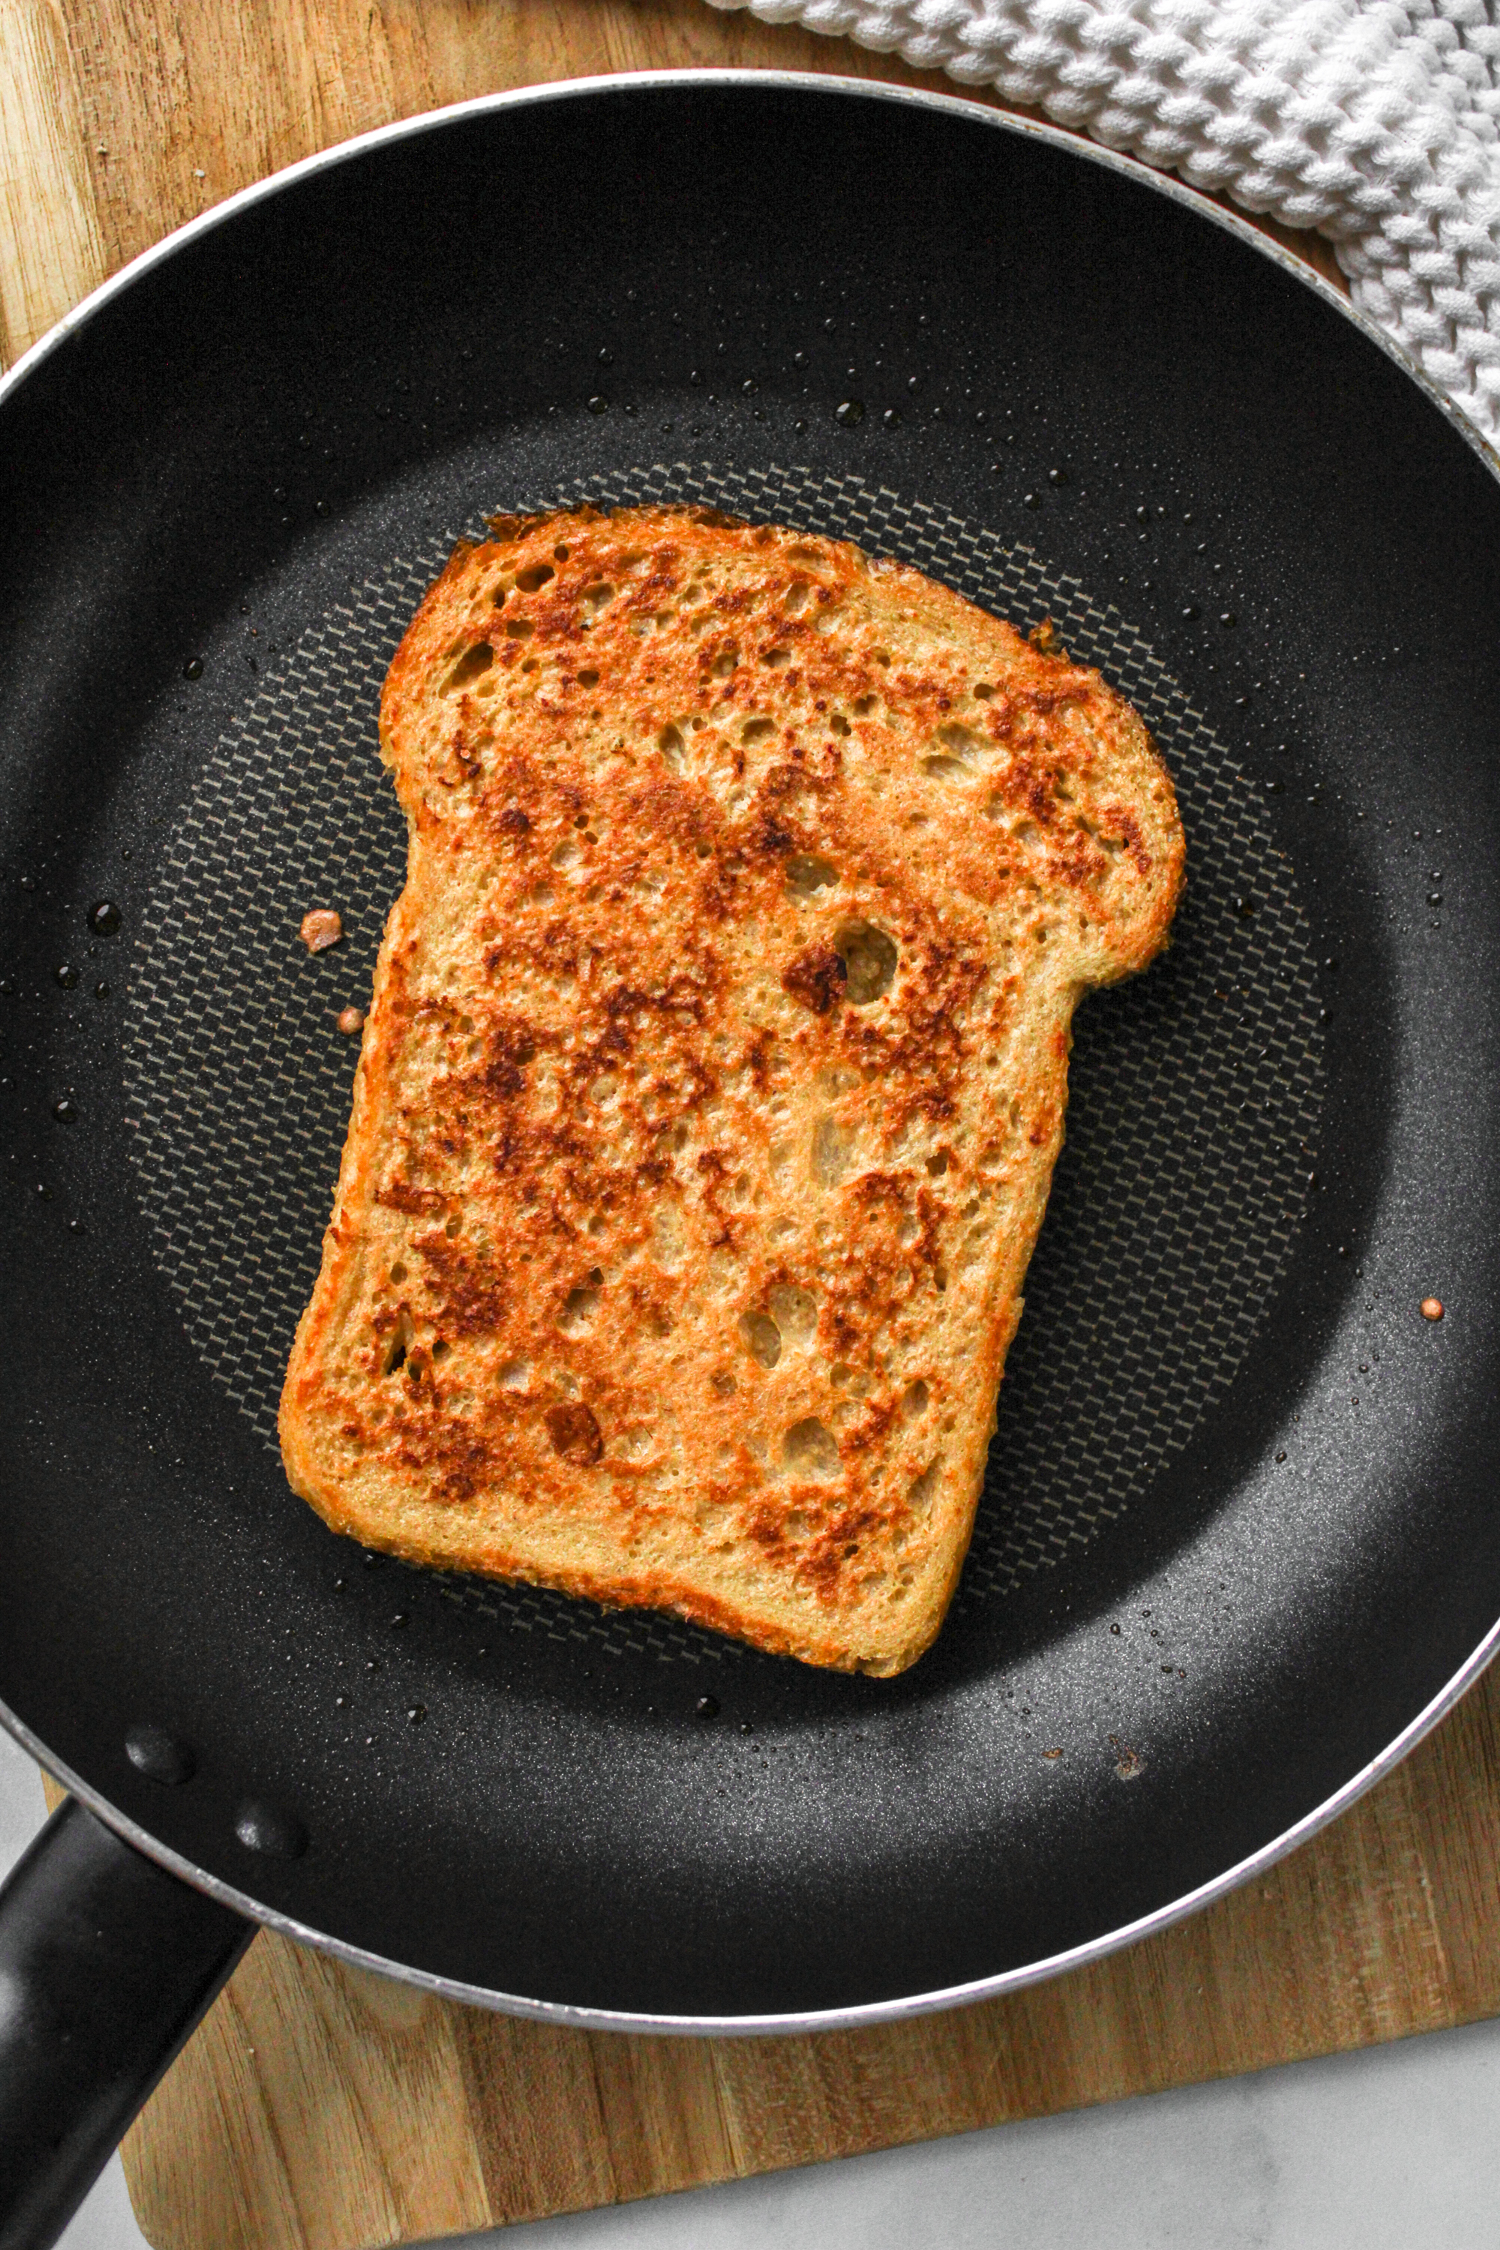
5, 1724, 1494, 2250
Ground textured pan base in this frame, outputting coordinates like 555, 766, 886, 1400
124, 467, 1324, 1667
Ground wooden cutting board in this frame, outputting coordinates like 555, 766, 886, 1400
9, 4, 1490, 2246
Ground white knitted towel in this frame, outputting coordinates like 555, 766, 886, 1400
702, 0, 1500, 444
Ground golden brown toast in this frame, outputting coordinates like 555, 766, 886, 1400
279, 506, 1183, 1674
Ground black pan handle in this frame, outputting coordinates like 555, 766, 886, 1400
0, 1797, 253, 2250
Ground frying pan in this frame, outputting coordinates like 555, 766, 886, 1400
2, 68, 1499, 2249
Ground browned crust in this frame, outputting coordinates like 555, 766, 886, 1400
279, 506, 1184, 1674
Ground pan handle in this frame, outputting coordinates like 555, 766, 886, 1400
0, 1796, 252, 2250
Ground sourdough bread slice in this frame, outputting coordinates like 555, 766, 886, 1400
279, 506, 1183, 1674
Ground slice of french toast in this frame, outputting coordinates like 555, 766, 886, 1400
279, 505, 1183, 1674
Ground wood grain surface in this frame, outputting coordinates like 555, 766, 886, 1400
10, 4, 1457, 2247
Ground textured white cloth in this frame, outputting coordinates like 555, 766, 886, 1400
703, 0, 1500, 442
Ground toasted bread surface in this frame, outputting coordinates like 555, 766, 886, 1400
279, 506, 1183, 1674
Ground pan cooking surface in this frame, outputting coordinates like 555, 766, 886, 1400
125, 461, 1323, 1656
5, 79, 1500, 2021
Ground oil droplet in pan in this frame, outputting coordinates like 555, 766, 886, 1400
125, 1722, 196, 1785
234, 1798, 308, 1859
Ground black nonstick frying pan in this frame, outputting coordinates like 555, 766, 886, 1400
3, 68, 1500, 2248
